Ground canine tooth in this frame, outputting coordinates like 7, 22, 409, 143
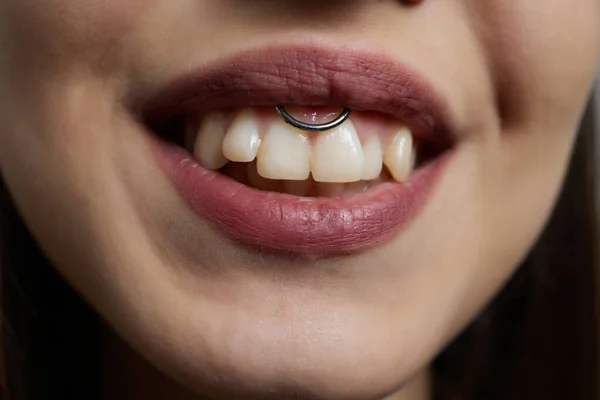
383, 127, 413, 182
257, 120, 311, 181
311, 121, 364, 183
194, 112, 228, 170
222, 109, 261, 162
361, 136, 383, 180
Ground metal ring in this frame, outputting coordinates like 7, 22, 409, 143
275, 106, 351, 132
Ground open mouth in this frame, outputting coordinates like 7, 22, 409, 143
154, 105, 448, 197
145, 45, 456, 256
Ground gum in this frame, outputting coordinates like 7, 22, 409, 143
185, 106, 410, 151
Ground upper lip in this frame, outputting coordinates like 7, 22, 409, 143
141, 43, 456, 148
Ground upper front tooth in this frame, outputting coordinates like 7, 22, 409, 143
257, 120, 311, 180
194, 112, 229, 170
383, 127, 414, 182
361, 135, 383, 181
222, 109, 262, 162
311, 120, 364, 183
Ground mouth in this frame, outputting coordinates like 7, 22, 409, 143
144, 44, 457, 256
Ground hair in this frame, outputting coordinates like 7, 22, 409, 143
0, 98, 597, 400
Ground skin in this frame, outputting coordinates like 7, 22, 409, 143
0, 1, 598, 399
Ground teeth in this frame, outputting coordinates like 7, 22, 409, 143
345, 180, 370, 195
192, 109, 417, 186
194, 112, 229, 170
383, 127, 414, 182
222, 109, 262, 162
257, 120, 311, 181
283, 179, 313, 197
315, 182, 346, 197
247, 162, 283, 192
361, 136, 383, 180
311, 121, 364, 183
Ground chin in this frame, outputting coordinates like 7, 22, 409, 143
147, 307, 431, 400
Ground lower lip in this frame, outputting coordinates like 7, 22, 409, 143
152, 138, 449, 256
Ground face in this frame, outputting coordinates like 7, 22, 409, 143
0, 1, 598, 399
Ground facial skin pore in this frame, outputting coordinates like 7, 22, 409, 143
0, 1, 598, 399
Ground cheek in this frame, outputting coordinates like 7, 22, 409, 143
518, 1, 599, 98
0, 0, 158, 69
0, 0, 159, 149
473, 1, 600, 127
